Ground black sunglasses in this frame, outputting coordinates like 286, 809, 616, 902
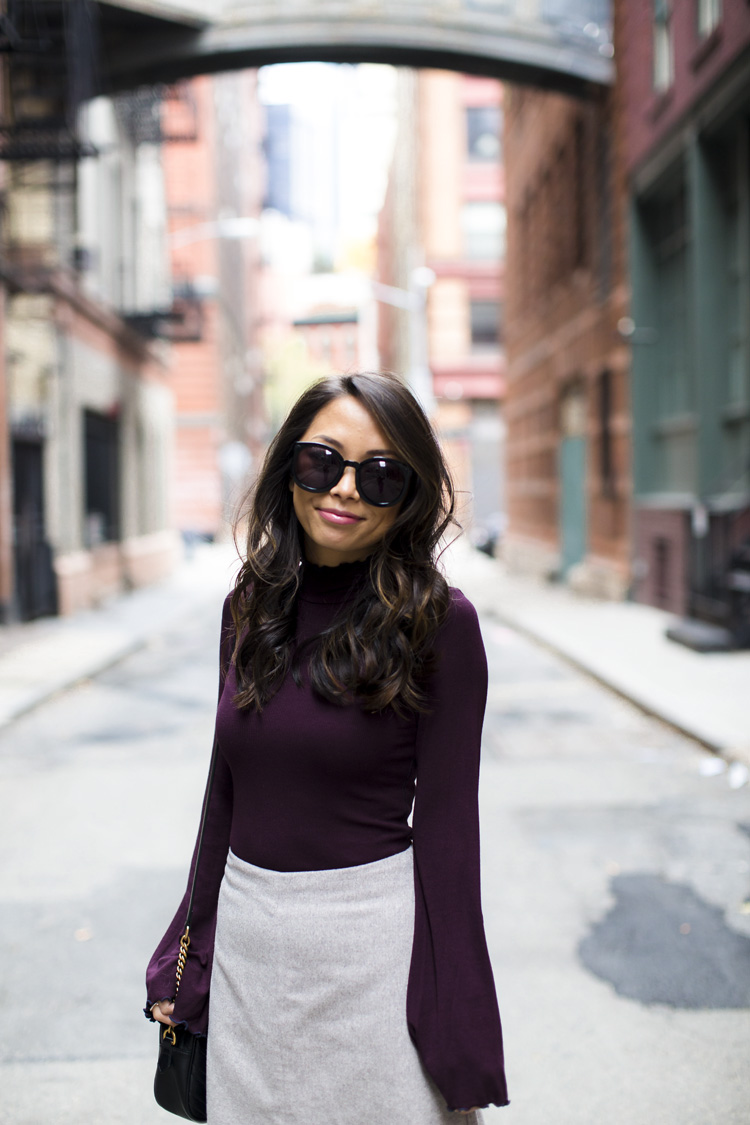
292, 442, 413, 508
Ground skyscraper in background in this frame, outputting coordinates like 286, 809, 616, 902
258, 63, 397, 422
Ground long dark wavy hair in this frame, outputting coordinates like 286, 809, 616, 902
229, 372, 457, 715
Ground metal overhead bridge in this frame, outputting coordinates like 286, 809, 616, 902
99, 0, 613, 93
0, 1, 613, 159
0, 0, 612, 175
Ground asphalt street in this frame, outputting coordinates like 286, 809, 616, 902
1, 592, 749, 1124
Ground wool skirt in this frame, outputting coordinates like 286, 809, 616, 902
206, 846, 484, 1125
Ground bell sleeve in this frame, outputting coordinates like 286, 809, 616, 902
407, 589, 509, 1112
144, 594, 235, 1035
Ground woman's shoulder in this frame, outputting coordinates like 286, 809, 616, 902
220, 591, 241, 650
424, 586, 486, 694
446, 585, 480, 621
439, 586, 483, 644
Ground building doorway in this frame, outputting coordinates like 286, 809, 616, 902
11, 437, 57, 621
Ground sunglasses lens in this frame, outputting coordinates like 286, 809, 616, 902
294, 444, 411, 506
294, 445, 342, 492
359, 459, 409, 506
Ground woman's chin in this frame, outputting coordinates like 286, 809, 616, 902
303, 533, 371, 567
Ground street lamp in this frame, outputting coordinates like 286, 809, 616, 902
371, 265, 436, 414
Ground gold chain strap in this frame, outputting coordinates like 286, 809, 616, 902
174, 926, 191, 998
162, 925, 191, 1047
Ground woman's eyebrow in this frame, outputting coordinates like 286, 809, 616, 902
311, 435, 399, 457
310, 434, 343, 449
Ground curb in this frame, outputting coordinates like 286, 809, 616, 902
485, 604, 733, 760
0, 637, 145, 731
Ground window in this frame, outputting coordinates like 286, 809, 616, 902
596, 123, 612, 297
574, 119, 588, 269
653, 537, 672, 607
648, 181, 691, 421
598, 369, 615, 495
466, 106, 502, 163
470, 299, 501, 350
653, 0, 674, 92
697, 0, 721, 38
84, 409, 120, 546
640, 174, 697, 493
461, 202, 506, 260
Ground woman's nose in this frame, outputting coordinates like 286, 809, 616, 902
330, 464, 359, 501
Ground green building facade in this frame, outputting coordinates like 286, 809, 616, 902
630, 70, 750, 640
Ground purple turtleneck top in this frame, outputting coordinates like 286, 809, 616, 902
145, 559, 508, 1112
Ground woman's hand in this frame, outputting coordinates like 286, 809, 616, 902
151, 999, 177, 1026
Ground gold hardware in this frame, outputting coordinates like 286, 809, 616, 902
175, 926, 191, 996
163, 1026, 177, 1047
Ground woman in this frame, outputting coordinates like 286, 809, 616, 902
146, 372, 509, 1122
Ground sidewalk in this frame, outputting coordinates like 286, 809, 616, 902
0, 542, 240, 730
444, 541, 750, 765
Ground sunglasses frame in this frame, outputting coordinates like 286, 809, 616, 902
292, 442, 413, 508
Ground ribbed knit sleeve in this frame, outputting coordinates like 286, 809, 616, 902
407, 590, 509, 1111
144, 594, 235, 1035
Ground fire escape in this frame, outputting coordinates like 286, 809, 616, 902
0, 0, 99, 164
0, 1, 202, 621
0, 0, 202, 332
0, 1, 99, 621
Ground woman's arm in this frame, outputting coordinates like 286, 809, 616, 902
408, 590, 509, 1113
144, 595, 235, 1034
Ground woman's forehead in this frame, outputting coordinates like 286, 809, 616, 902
301, 396, 397, 454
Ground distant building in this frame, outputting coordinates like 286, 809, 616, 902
1, 85, 177, 618
264, 103, 293, 218
292, 310, 361, 371
621, 0, 750, 638
260, 63, 397, 276
502, 69, 630, 597
0, 11, 268, 621
164, 72, 266, 541
378, 70, 506, 533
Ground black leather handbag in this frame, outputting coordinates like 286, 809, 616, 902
153, 740, 219, 1122
155, 1023, 208, 1122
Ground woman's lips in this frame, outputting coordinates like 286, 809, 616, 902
316, 507, 364, 526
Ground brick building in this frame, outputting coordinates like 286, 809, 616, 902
378, 70, 506, 532
503, 69, 630, 597
621, 0, 750, 641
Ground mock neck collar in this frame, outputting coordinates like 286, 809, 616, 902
298, 557, 371, 604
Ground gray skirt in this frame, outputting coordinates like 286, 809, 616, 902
207, 846, 483, 1125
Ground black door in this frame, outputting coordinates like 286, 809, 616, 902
12, 439, 58, 620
